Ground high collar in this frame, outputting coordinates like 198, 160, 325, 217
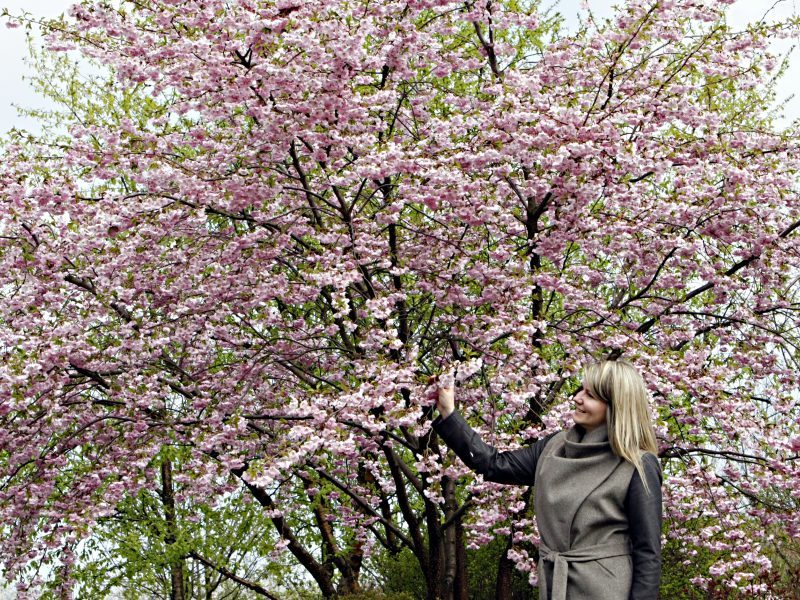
563, 424, 610, 458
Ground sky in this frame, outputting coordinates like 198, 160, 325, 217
1, 0, 75, 133
0, 0, 799, 134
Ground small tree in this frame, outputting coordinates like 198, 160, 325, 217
71, 455, 284, 600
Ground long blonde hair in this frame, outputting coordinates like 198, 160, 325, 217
582, 360, 658, 491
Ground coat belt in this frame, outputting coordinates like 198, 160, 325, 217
538, 540, 631, 600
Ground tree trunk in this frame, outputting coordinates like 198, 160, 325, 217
454, 516, 468, 600
442, 476, 457, 600
436, 475, 469, 600
495, 536, 514, 600
425, 499, 445, 600
161, 459, 186, 600
336, 545, 364, 595
497, 487, 535, 600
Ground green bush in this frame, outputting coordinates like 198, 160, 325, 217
372, 538, 537, 599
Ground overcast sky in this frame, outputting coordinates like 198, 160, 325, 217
1, 0, 798, 134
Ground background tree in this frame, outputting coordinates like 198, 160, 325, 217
1, 0, 800, 598
71, 455, 287, 600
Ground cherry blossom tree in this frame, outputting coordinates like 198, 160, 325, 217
2, 0, 800, 597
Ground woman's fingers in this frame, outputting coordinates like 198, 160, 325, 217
436, 383, 455, 418
425, 372, 456, 416
438, 372, 455, 389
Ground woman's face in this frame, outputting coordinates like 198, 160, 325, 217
572, 386, 607, 431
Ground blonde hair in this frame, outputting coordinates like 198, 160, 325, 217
582, 359, 658, 492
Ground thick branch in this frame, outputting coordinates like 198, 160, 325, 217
68, 362, 111, 389
637, 215, 800, 335
382, 445, 426, 565
187, 551, 280, 599
297, 472, 354, 579
230, 467, 336, 597
441, 496, 475, 532
661, 446, 771, 467
315, 468, 416, 550
64, 273, 137, 326
716, 475, 794, 512
289, 140, 323, 226
472, 15, 501, 79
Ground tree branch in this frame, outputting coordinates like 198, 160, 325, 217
187, 551, 280, 599
315, 467, 416, 550
230, 467, 336, 597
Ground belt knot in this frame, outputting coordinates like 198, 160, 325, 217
538, 540, 631, 600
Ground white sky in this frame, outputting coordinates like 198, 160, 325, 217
0, 0, 798, 134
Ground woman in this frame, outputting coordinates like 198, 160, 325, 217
434, 359, 662, 600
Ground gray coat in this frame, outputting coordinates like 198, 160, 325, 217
434, 411, 661, 600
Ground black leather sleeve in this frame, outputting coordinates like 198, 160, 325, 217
625, 453, 663, 600
433, 410, 554, 485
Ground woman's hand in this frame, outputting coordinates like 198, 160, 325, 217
436, 375, 455, 420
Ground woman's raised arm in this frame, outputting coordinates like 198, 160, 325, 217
434, 384, 553, 486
